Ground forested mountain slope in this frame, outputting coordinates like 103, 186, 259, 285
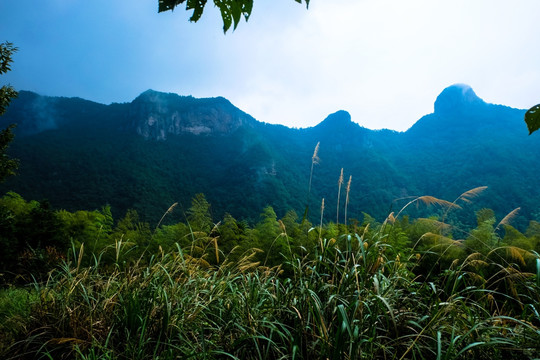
1, 85, 538, 228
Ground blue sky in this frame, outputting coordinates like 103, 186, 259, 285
1, 0, 539, 131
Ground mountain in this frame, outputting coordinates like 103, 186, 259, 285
408, 84, 522, 140
129, 90, 257, 139
1, 85, 539, 229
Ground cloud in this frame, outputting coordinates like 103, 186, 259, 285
1, 0, 540, 131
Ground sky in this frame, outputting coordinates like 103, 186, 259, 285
1, 0, 539, 131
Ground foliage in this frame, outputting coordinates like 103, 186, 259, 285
0, 42, 19, 183
0, 287, 39, 355
0, 42, 18, 116
525, 104, 540, 135
0, 124, 18, 183
0, 190, 539, 358
0, 192, 68, 284
3, 89, 540, 231
158, 0, 310, 32
0, 212, 538, 358
187, 193, 213, 232
0, 81, 539, 357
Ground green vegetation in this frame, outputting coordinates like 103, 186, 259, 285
2, 8, 539, 358
0, 188, 539, 359
3, 89, 540, 232
0, 41, 19, 183
525, 104, 540, 135
158, 0, 310, 32
0, 42, 18, 116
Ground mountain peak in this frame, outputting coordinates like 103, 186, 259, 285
434, 84, 485, 114
134, 89, 194, 104
316, 110, 354, 131
129, 90, 254, 140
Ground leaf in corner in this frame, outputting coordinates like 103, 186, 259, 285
215, 0, 233, 32
242, 0, 253, 21
525, 104, 540, 135
159, 0, 186, 12
230, 1, 242, 30
187, 0, 208, 22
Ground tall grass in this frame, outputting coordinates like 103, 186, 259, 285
2, 218, 538, 359
305, 142, 320, 221
3, 127, 539, 359
344, 175, 352, 227
336, 168, 344, 224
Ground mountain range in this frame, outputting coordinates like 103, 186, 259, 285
1, 84, 538, 229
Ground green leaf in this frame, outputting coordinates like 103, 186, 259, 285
231, 2, 242, 30
525, 104, 540, 135
242, 0, 253, 20
214, 1, 232, 32
187, 0, 208, 22
158, 0, 186, 13
0, 42, 17, 75
294, 0, 310, 8
159, 0, 308, 31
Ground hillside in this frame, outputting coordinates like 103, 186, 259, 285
1, 85, 538, 228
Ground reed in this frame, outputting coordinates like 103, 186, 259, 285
154, 202, 178, 232
336, 168, 344, 224
2, 189, 539, 359
305, 142, 320, 219
319, 198, 325, 252
344, 175, 352, 226
395, 194, 460, 220
496, 207, 521, 231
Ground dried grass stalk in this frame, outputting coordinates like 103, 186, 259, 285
456, 186, 488, 204
344, 175, 352, 226
417, 196, 461, 209
496, 207, 521, 230
336, 168, 344, 224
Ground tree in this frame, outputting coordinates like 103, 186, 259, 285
0, 42, 19, 182
158, 0, 310, 32
0, 124, 18, 182
218, 212, 247, 256
187, 193, 213, 232
254, 205, 287, 265
0, 192, 67, 284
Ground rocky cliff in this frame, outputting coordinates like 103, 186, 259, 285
128, 90, 256, 140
